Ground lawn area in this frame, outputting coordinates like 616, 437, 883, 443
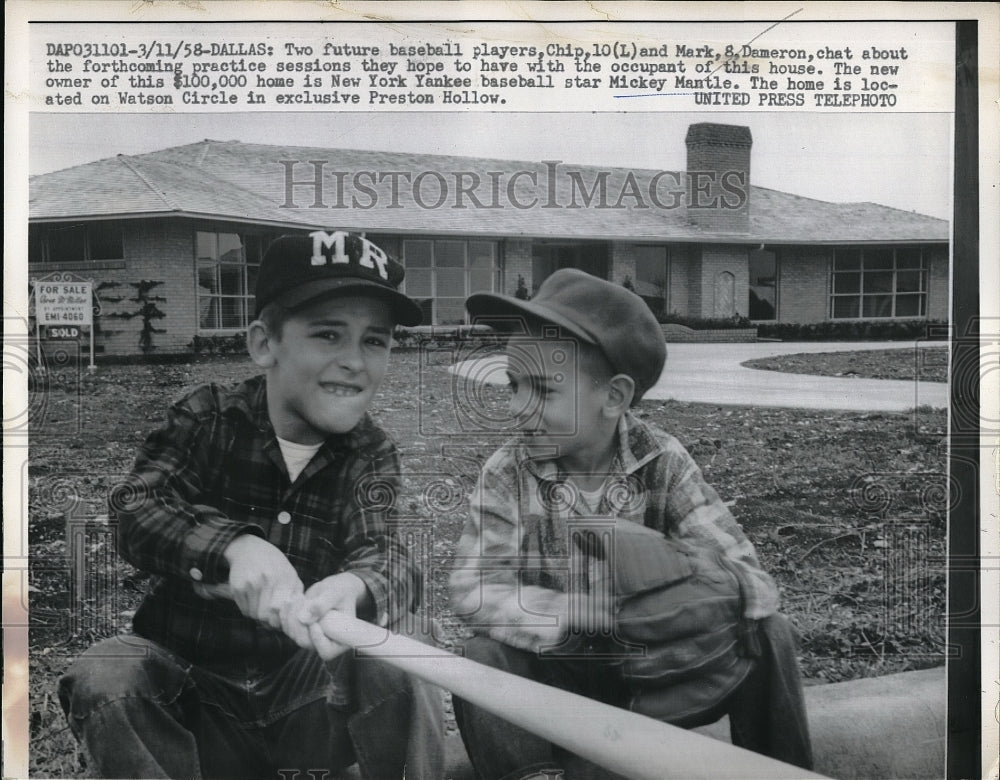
26, 349, 948, 777
742, 345, 949, 382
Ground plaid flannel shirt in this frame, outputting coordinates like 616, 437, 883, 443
449, 412, 779, 653
114, 375, 420, 668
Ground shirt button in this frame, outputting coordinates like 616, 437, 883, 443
189, 567, 203, 581
277, 511, 291, 525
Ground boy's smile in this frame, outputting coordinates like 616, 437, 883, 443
257, 295, 393, 444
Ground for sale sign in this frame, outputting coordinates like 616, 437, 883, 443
35, 274, 93, 326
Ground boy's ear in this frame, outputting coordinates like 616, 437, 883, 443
246, 320, 277, 368
605, 374, 635, 416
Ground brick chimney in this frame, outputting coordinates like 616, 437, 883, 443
684, 123, 752, 234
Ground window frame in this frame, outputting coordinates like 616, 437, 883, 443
195, 228, 275, 333
633, 244, 670, 319
829, 246, 928, 320
400, 238, 499, 326
29, 221, 126, 265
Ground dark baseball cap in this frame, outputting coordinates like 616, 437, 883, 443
254, 230, 422, 326
466, 268, 666, 402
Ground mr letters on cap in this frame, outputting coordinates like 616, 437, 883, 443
310, 230, 389, 280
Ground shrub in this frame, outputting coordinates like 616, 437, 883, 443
757, 319, 948, 341
189, 333, 247, 355
657, 312, 753, 329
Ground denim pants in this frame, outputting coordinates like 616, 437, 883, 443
59, 632, 445, 780
454, 614, 812, 780
453, 636, 631, 780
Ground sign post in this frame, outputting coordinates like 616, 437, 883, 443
33, 272, 97, 371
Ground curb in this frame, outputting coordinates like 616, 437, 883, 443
433, 667, 945, 779
694, 667, 946, 780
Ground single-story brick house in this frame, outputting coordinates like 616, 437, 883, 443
28, 123, 949, 356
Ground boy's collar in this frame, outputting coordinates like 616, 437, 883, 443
222, 374, 389, 456
518, 411, 665, 480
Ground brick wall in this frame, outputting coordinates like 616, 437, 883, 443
777, 247, 831, 322
502, 238, 533, 296
29, 219, 197, 356
926, 245, 949, 321
698, 245, 749, 318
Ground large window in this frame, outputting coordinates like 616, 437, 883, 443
29, 222, 125, 264
634, 245, 668, 318
401, 239, 497, 325
196, 231, 272, 330
749, 249, 778, 320
831, 247, 927, 319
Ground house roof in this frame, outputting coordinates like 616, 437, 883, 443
29, 139, 949, 244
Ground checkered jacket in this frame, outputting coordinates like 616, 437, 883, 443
113, 375, 420, 668
449, 412, 779, 653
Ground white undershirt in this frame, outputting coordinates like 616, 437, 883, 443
574, 480, 609, 514
276, 437, 323, 482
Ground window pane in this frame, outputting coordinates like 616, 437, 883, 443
896, 247, 923, 269
437, 267, 466, 297
835, 249, 861, 270
247, 265, 260, 297
436, 241, 466, 267
220, 298, 244, 328
635, 246, 668, 296
469, 268, 493, 294
218, 233, 243, 263
833, 272, 860, 294
895, 294, 924, 317
200, 296, 220, 329
196, 232, 217, 261
219, 264, 244, 296
29, 228, 44, 263
403, 241, 432, 268
198, 263, 218, 293
866, 271, 893, 293
48, 224, 87, 263
469, 242, 495, 268
245, 235, 264, 265
863, 295, 893, 317
865, 248, 893, 269
896, 270, 924, 292
405, 268, 432, 297
833, 297, 859, 318
90, 223, 125, 260
436, 298, 466, 325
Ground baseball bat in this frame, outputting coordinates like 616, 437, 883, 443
313, 611, 827, 780
198, 584, 827, 779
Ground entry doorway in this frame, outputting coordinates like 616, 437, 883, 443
531, 241, 609, 293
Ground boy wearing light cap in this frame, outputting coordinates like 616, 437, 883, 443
60, 231, 443, 779
450, 268, 811, 779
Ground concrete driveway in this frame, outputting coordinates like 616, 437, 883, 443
451, 341, 948, 412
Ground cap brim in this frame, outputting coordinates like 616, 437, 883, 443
269, 277, 423, 327
466, 292, 598, 345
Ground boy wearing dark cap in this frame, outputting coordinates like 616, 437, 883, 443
59, 231, 444, 779
449, 268, 811, 779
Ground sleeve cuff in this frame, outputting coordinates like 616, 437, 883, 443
346, 568, 390, 627
180, 510, 265, 584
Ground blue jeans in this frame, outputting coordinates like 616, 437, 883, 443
453, 636, 631, 780
59, 632, 444, 779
